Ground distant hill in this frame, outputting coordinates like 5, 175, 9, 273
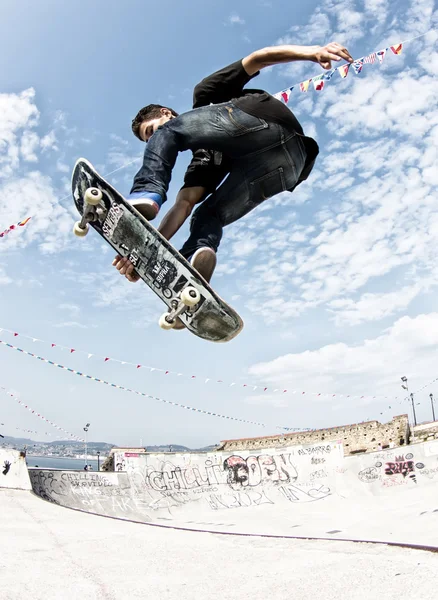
0, 435, 218, 453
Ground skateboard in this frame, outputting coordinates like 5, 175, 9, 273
71, 158, 243, 343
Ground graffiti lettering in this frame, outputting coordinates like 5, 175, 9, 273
385, 461, 414, 477
278, 484, 331, 503
298, 445, 332, 456
206, 490, 273, 510
358, 467, 379, 483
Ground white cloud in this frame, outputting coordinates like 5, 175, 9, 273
0, 171, 73, 254
21, 131, 39, 162
248, 313, 438, 402
0, 268, 12, 285
327, 284, 423, 325
59, 303, 80, 316
0, 88, 39, 178
54, 321, 88, 329
228, 13, 245, 25
40, 130, 58, 152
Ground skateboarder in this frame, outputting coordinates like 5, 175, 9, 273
114, 41, 353, 284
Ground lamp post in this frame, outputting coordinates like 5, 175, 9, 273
430, 393, 436, 422
401, 376, 417, 426
410, 393, 417, 426
83, 423, 90, 468
96, 451, 100, 471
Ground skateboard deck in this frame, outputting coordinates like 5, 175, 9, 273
71, 158, 243, 343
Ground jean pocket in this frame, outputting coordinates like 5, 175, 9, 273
249, 167, 287, 206
218, 104, 268, 137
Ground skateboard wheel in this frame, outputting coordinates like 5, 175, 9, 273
181, 287, 201, 307
159, 313, 175, 330
73, 221, 89, 237
84, 187, 103, 206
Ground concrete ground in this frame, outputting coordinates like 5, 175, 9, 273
1, 488, 438, 600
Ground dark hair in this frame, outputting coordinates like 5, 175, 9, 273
131, 104, 178, 140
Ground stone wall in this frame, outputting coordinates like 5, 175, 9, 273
217, 415, 410, 456
410, 421, 438, 444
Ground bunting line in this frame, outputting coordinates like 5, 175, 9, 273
0, 340, 312, 432
413, 376, 438, 396
0, 420, 66, 440
0, 217, 31, 239
0, 328, 400, 401
0, 386, 83, 441
272, 29, 436, 102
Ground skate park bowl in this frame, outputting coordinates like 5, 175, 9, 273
23, 440, 438, 549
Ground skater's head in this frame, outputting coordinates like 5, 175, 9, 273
132, 104, 178, 142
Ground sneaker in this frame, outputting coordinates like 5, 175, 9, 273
127, 191, 163, 221
190, 247, 217, 283
172, 248, 217, 331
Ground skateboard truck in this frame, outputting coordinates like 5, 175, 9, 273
73, 188, 105, 237
159, 286, 201, 330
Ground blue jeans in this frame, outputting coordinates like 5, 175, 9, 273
131, 101, 307, 258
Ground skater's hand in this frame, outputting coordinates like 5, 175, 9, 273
112, 255, 140, 283
312, 42, 353, 69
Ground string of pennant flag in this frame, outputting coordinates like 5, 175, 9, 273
272, 37, 413, 100
0, 386, 84, 441
0, 420, 66, 440
0, 217, 31, 239
0, 340, 315, 432
0, 327, 400, 401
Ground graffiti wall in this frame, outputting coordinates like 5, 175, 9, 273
0, 449, 31, 490
28, 440, 438, 527
29, 442, 342, 520
345, 440, 438, 495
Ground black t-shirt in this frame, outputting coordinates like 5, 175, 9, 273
182, 59, 318, 191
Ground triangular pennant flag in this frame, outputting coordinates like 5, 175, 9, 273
104, 357, 110, 362
338, 63, 350, 78
70, 348, 75, 353
352, 59, 364, 74
300, 80, 310, 92
32, 338, 38, 342
273, 92, 283, 101
364, 52, 376, 64
14, 332, 18, 336
281, 89, 291, 103
324, 68, 337, 81
88, 354, 93, 359
390, 43, 402, 55
51, 343, 56, 347
377, 49, 386, 63
312, 75, 324, 91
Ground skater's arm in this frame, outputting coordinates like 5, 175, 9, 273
157, 186, 208, 241
242, 42, 354, 75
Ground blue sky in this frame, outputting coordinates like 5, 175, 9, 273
1, 0, 438, 448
